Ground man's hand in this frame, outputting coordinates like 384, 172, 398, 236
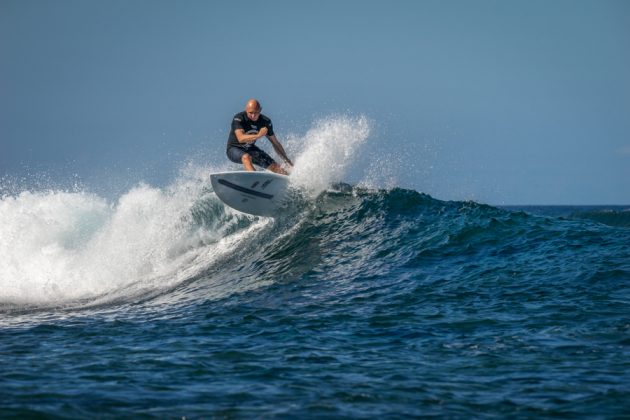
257, 127, 268, 138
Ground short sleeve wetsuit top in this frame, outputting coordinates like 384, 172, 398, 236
225, 111, 277, 168
226, 111, 275, 150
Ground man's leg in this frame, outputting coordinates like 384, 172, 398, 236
241, 153, 256, 172
248, 148, 288, 175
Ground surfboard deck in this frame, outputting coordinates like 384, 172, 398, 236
210, 171, 290, 217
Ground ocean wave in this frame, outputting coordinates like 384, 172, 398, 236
2, 115, 628, 318
4, 177, 629, 314
570, 208, 630, 228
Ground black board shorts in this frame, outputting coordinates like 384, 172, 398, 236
226, 145, 276, 169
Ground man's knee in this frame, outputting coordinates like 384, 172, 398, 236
241, 153, 252, 164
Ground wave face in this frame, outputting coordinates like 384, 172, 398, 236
1, 118, 629, 417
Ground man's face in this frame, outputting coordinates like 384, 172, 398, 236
246, 106, 261, 121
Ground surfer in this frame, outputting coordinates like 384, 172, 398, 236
226, 99, 293, 175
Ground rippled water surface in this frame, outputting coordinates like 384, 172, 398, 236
1, 186, 629, 418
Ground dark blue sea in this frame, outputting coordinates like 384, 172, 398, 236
1, 182, 629, 418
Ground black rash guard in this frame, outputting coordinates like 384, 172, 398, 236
226, 111, 275, 150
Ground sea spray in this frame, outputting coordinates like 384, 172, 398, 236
0, 190, 111, 302
288, 115, 371, 195
0, 115, 373, 307
0, 168, 270, 306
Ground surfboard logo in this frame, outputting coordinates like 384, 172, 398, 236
217, 179, 274, 200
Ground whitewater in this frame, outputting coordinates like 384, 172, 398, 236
0, 116, 369, 307
1, 115, 629, 418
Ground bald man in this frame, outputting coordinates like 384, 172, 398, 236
226, 99, 293, 175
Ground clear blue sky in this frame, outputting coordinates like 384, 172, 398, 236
2, 0, 629, 204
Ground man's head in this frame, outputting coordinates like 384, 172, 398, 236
245, 99, 262, 121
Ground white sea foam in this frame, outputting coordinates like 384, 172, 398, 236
287, 115, 371, 195
0, 115, 369, 307
0, 165, 269, 306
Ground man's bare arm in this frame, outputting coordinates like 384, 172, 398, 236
235, 127, 268, 144
267, 134, 293, 166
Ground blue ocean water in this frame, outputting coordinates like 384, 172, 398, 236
1, 181, 629, 418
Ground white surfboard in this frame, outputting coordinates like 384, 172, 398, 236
210, 171, 290, 217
